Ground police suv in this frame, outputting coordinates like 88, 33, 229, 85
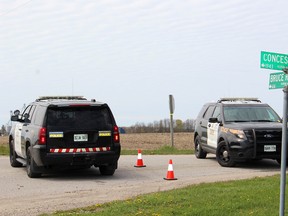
9, 96, 121, 178
194, 98, 283, 167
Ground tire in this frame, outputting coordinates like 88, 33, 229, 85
26, 146, 41, 178
216, 141, 236, 167
99, 164, 116, 176
194, 136, 207, 159
9, 139, 22, 167
276, 159, 288, 166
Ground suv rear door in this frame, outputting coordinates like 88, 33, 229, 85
45, 104, 115, 152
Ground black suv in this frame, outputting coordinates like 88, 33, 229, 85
194, 98, 283, 167
9, 96, 121, 177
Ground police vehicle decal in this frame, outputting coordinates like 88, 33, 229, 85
207, 122, 219, 148
49, 132, 64, 138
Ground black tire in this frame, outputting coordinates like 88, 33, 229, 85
194, 136, 207, 159
26, 146, 41, 178
216, 141, 236, 167
9, 139, 22, 167
99, 164, 116, 176
276, 159, 288, 166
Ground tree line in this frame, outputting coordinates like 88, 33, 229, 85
0, 125, 7, 136
122, 119, 195, 133
1, 119, 196, 135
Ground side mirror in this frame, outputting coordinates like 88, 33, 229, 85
11, 115, 19, 121
209, 117, 219, 123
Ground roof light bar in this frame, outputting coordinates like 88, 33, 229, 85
218, 98, 261, 103
36, 96, 87, 101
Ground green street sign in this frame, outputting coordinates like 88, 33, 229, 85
269, 72, 288, 89
261, 51, 288, 71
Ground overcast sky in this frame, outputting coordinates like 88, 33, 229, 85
1, 0, 288, 127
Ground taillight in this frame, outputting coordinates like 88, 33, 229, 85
39, 127, 46, 145
113, 125, 120, 143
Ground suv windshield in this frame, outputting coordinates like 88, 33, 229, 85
46, 106, 113, 130
223, 106, 281, 123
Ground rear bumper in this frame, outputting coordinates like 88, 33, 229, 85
32, 143, 121, 167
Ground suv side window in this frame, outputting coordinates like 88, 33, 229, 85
22, 105, 35, 123
34, 105, 47, 126
212, 106, 221, 121
203, 106, 215, 120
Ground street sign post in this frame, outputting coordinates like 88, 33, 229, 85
261, 51, 288, 215
261, 51, 288, 71
169, 95, 175, 147
269, 72, 288, 89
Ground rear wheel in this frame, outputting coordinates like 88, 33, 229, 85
9, 139, 22, 167
216, 141, 236, 167
27, 146, 41, 178
194, 136, 207, 159
99, 164, 116, 176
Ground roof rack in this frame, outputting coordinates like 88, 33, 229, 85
218, 97, 261, 103
36, 96, 87, 102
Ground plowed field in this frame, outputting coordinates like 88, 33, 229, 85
0, 133, 195, 150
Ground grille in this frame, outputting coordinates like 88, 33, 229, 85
244, 129, 282, 157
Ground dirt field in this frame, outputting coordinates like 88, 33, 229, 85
0, 136, 8, 146
0, 133, 195, 150
121, 132, 194, 150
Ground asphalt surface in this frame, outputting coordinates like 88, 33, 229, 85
0, 155, 281, 216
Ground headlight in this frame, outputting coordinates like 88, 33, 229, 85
228, 129, 247, 139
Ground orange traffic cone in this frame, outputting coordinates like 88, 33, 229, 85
134, 149, 146, 168
164, 159, 177, 180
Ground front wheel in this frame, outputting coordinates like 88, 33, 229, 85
276, 159, 288, 166
216, 141, 236, 167
26, 146, 41, 178
9, 139, 22, 167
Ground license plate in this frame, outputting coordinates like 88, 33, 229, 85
264, 145, 276, 152
74, 134, 88, 142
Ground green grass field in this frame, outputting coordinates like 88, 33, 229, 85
47, 175, 285, 216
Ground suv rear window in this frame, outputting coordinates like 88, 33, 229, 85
46, 106, 113, 130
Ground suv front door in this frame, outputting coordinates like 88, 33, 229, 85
20, 105, 36, 158
207, 106, 221, 149
200, 105, 215, 146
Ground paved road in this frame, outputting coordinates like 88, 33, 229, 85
0, 155, 281, 216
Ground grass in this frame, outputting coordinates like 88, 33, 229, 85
0, 145, 9, 155
0, 141, 193, 156
46, 175, 284, 216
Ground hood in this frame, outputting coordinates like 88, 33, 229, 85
224, 122, 283, 130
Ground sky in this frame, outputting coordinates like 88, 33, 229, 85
1, 0, 288, 127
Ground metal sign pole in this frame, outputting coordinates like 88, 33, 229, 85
170, 113, 174, 147
280, 85, 288, 216
169, 95, 175, 148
